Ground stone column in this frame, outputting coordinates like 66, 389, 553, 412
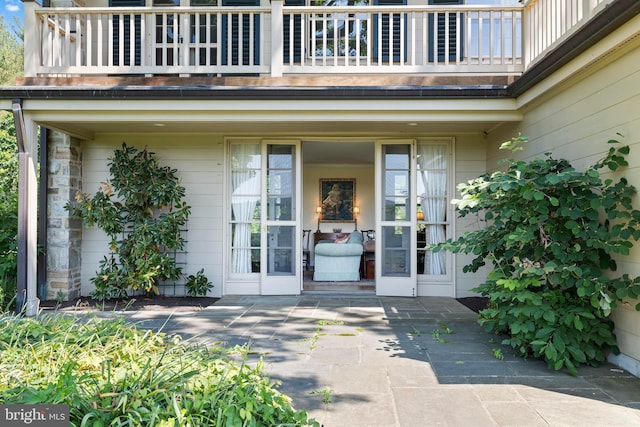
46, 131, 82, 300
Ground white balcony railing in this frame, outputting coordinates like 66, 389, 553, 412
283, 5, 522, 74
23, 0, 616, 78
522, 0, 616, 67
34, 6, 272, 75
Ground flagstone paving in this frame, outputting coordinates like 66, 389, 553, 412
117, 295, 640, 426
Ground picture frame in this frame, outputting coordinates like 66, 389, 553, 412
319, 178, 355, 222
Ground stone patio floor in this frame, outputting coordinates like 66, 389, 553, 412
112, 295, 640, 426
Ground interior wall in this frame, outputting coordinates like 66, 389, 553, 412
302, 164, 374, 264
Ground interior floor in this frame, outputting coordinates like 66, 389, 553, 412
302, 269, 375, 293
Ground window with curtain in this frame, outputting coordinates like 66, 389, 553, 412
230, 144, 261, 274
416, 144, 448, 275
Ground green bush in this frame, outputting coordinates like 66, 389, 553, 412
0, 314, 319, 427
66, 143, 209, 300
186, 268, 214, 297
0, 112, 18, 311
437, 136, 640, 375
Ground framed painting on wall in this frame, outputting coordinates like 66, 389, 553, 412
319, 178, 355, 222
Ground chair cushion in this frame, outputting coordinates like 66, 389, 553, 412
348, 232, 363, 244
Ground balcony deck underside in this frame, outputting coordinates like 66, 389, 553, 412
16, 75, 515, 88
10, 90, 521, 139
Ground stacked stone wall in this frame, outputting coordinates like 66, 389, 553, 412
46, 131, 82, 300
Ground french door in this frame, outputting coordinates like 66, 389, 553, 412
228, 140, 301, 295
375, 140, 417, 296
260, 141, 302, 294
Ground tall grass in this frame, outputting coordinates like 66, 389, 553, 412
0, 314, 318, 427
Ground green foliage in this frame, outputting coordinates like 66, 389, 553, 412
309, 388, 334, 405
492, 348, 504, 360
0, 314, 319, 426
67, 143, 198, 300
0, 16, 24, 85
438, 135, 640, 375
0, 112, 18, 311
185, 268, 213, 297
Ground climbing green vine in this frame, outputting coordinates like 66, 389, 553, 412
437, 135, 640, 375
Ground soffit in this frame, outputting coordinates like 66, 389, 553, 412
39, 119, 507, 140
22, 97, 521, 140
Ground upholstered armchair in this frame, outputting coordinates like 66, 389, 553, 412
313, 232, 364, 281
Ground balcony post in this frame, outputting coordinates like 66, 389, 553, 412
522, 1, 531, 69
585, 0, 598, 20
23, 0, 39, 78
181, 12, 191, 76
271, 0, 284, 77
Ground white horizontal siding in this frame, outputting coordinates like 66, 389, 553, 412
79, 135, 225, 297
451, 135, 490, 297
488, 44, 640, 364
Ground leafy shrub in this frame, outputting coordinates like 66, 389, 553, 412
0, 112, 18, 311
438, 136, 640, 375
0, 314, 319, 427
66, 143, 210, 300
185, 268, 213, 296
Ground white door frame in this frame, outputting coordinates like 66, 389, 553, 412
375, 139, 417, 297
260, 140, 302, 295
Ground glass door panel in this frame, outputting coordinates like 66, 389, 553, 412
417, 143, 450, 278
376, 141, 416, 296
267, 225, 295, 275
230, 143, 261, 275
381, 225, 410, 276
261, 142, 301, 294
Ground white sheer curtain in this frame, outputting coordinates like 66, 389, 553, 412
231, 144, 261, 273
418, 144, 447, 275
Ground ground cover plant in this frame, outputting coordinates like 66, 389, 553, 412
0, 313, 319, 426
436, 136, 640, 375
